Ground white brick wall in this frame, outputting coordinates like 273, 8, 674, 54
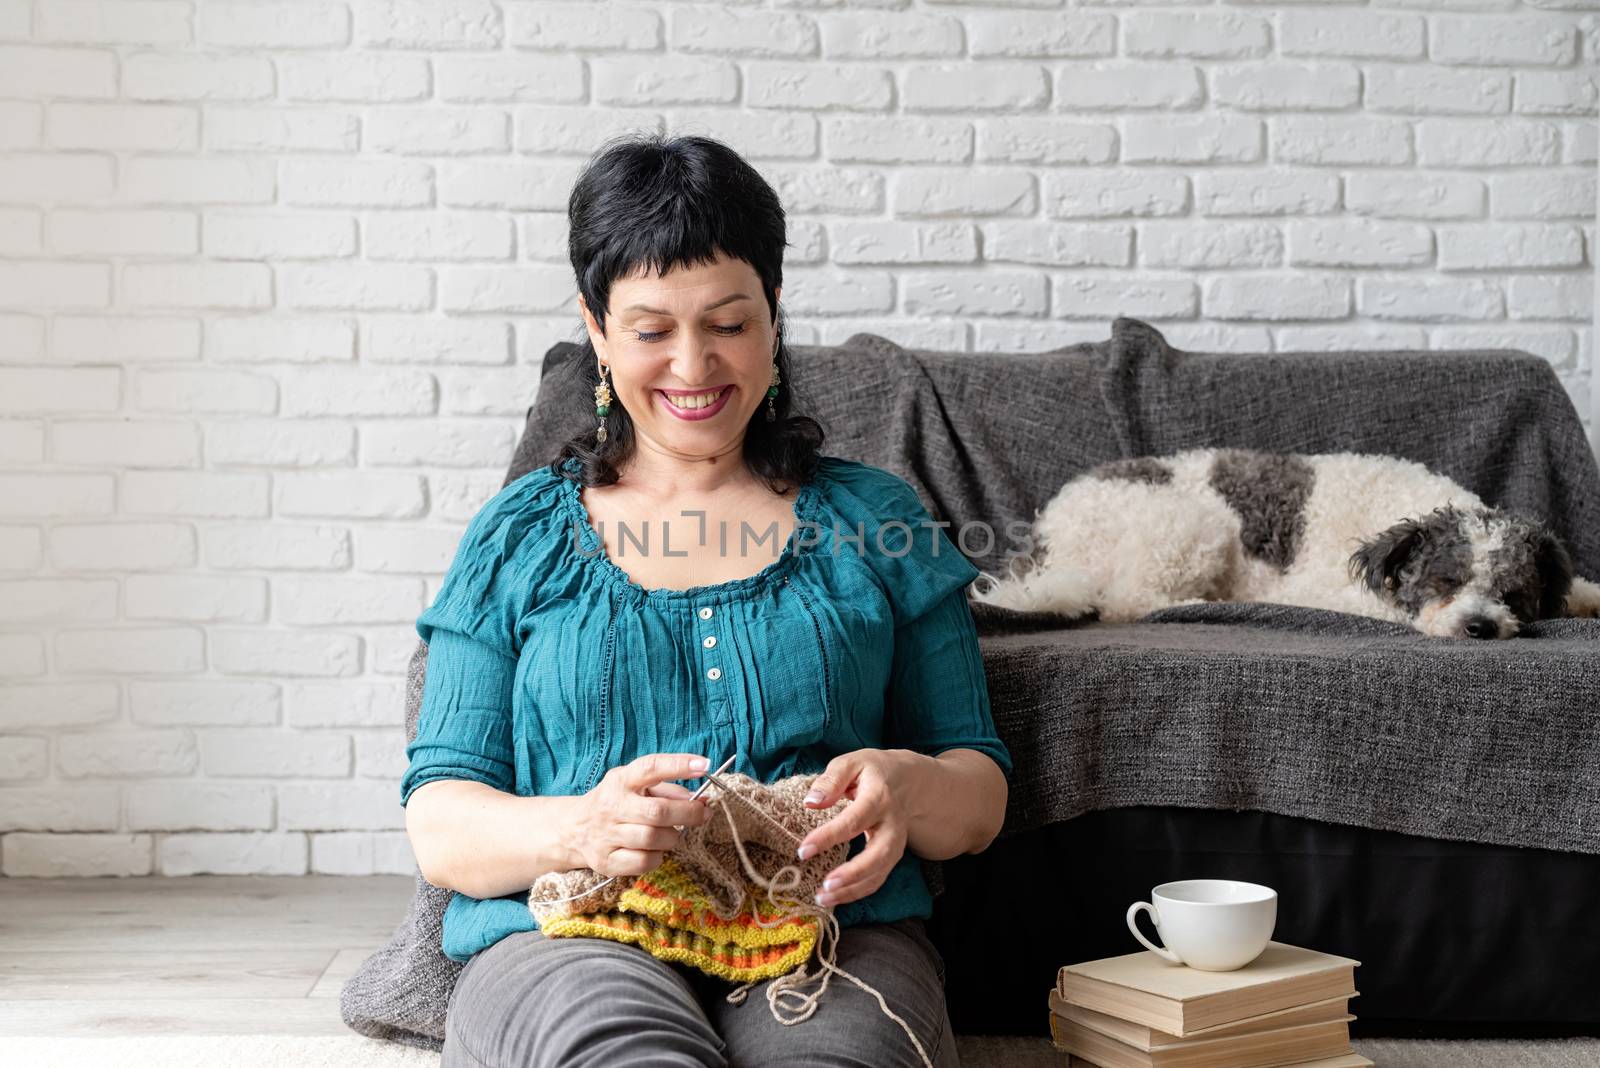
0, 0, 1595, 877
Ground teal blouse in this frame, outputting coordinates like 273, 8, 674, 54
400, 453, 1013, 963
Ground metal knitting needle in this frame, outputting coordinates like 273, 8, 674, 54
690, 754, 737, 801
673, 753, 736, 833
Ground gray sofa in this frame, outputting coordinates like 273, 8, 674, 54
343, 317, 1600, 1049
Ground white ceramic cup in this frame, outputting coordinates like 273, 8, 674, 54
1125, 879, 1278, 971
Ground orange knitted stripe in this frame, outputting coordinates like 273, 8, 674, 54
630, 878, 786, 929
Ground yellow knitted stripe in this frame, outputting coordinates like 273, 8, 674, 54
541, 912, 816, 982
541, 856, 818, 983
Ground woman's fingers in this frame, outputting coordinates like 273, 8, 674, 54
803, 752, 864, 808
618, 822, 684, 854
816, 825, 904, 905
621, 752, 711, 792
625, 790, 710, 829
606, 847, 666, 876
796, 779, 883, 859
643, 782, 695, 799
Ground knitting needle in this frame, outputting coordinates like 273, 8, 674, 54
541, 756, 736, 905
673, 754, 736, 833
690, 754, 737, 801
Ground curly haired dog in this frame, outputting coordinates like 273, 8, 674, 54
971, 448, 1600, 640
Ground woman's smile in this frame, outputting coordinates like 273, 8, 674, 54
657, 385, 733, 420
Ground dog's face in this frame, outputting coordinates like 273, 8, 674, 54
1348, 506, 1573, 639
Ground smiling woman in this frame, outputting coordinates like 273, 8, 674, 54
403, 132, 1010, 1068
560, 133, 818, 497
603, 275, 764, 427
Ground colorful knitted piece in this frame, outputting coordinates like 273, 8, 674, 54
528, 771, 851, 985
527, 769, 939, 1068
537, 854, 822, 983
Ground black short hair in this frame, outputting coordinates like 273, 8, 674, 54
551, 132, 824, 493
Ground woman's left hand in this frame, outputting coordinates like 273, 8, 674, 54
793, 748, 922, 908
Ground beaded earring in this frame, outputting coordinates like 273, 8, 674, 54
594, 363, 612, 444
766, 322, 781, 423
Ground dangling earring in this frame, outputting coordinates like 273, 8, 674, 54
765, 325, 781, 423
594, 363, 612, 444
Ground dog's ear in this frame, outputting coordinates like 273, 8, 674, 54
1534, 529, 1575, 618
1348, 518, 1424, 597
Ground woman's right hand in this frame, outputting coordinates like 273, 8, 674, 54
567, 753, 715, 877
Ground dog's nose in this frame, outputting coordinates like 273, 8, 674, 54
1463, 616, 1499, 639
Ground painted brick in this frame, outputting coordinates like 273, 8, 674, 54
4, 0, 1595, 869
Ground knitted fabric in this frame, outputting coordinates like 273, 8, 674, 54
527, 770, 936, 1068
536, 854, 824, 983
528, 773, 849, 984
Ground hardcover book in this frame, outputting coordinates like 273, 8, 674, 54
1055, 941, 1360, 1036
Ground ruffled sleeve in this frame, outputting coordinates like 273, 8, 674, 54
400, 465, 565, 809
817, 457, 982, 627
413, 465, 566, 658
818, 458, 1013, 778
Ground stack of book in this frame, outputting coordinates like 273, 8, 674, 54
1048, 941, 1371, 1068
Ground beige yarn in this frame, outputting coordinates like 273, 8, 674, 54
527, 770, 937, 1068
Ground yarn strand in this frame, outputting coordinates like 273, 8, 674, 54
700, 771, 936, 1068
526, 767, 937, 1068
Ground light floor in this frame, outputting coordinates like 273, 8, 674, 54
2, 875, 1598, 1068
0, 874, 403, 1038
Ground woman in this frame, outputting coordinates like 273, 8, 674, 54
401, 133, 1012, 1068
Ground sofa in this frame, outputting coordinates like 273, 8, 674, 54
342, 317, 1600, 1050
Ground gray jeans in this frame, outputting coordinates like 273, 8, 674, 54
441, 916, 959, 1067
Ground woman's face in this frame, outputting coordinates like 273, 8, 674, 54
579, 251, 781, 464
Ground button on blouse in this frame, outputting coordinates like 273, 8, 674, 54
400, 453, 1013, 964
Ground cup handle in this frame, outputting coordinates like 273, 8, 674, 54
1126, 901, 1183, 964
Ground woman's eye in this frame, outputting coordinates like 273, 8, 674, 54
635, 324, 746, 343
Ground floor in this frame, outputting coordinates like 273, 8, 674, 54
3, 874, 1599, 1068
0, 875, 398, 1037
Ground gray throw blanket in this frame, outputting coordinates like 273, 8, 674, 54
341, 318, 1600, 1050
972, 600, 1600, 853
